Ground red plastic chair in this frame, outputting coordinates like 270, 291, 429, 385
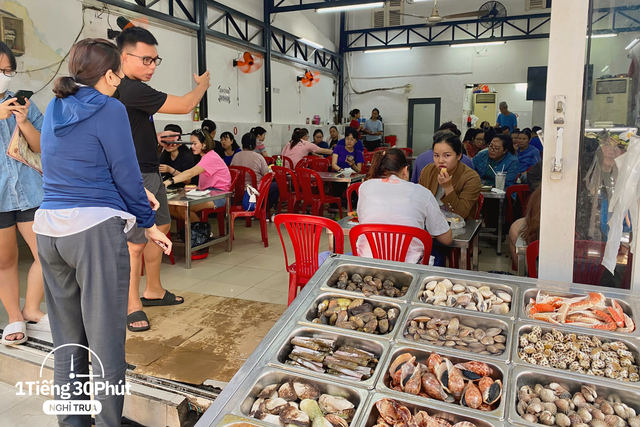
282, 155, 294, 169
229, 166, 257, 228
295, 168, 343, 218
296, 157, 312, 169
309, 157, 331, 172
349, 224, 433, 265
229, 173, 274, 250
265, 156, 275, 166
374, 147, 386, 152
506, 184, 530, 225
275, 214, 344, 305
199, 169, 239, 236
399, 148, 413, 157
526, 240, 540, 279
272, 166, 302, 214
141, 231, 174, 276
346, 182, 362, 212
448, 193, 484, 269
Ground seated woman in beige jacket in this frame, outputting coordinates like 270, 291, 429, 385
418, 131, 482, 220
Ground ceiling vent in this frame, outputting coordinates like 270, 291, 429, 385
372, 0, 404, 28
525, 0, 552, 11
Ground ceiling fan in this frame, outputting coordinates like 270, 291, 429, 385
398, 1, 506, 27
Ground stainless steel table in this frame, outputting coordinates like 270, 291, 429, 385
167, 189, 232, 269
480, 189, 507, 255
329, 217, 482, 271
317, 171, 366, 183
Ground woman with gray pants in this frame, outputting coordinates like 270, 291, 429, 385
35, 39, 172, 427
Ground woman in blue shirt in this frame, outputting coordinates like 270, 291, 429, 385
473, 134, 520, 188
362, 108, 383, 152
332, 128, 364, 172
220, 131, 241, 166
515, 128, 541, 174
311, 129, 330, 157
0, 41, 50, 345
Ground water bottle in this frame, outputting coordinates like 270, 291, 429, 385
276, 156, 283, 167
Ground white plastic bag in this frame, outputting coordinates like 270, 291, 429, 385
443, 211, 466, 230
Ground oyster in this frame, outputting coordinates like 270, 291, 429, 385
292, 379, 320, 400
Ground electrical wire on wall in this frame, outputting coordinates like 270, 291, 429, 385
19, 6, 92, 95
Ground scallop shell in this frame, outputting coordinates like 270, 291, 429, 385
426, 281, 438, 291
614, 404, 629, 419
528, 402, 544, 414
555, 399, 571, 414
600, 402, 614, 416
591, 422, 608, 427
539, 410, 555, 426
569, 414, 583, 426
578, 408, 593, 423
452, 284, 465, 293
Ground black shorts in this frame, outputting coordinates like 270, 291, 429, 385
0, 207, 39, 229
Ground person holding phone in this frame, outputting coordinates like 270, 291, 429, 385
0, 41, 50, 346
114, 27, 211, 331
158, 124, 196, 188
36, 39, 172, 427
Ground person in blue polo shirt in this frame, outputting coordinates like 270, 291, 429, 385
496, 101, 517, 132
515, 128, 541, 174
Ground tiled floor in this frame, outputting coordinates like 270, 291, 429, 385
0, 218, 512, 424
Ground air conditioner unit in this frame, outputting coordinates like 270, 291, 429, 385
0, 12, 24, 56
473, 93, 497, 127
592, 77, 633, 125
372, 0, 404, 28
525, 0, 552, 11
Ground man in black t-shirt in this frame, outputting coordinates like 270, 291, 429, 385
115, 27, 210, 332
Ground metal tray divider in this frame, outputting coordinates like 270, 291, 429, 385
395, 306, 514, 364
363, 392, 505, 427
268, 325, 392, 390
509, 321, 640, 388
507, 364, 640, 427
376, 344, 510, 421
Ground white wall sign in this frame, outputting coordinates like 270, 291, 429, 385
218, 86, 231, 104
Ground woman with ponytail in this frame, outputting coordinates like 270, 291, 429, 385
250, 126, 269, 157
0, 41, 49, 346
281, 127, 333, 167
36, 38, 172, 426
357, 148, 453, 264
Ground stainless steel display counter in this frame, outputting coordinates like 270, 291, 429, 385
195, 254, 640, 427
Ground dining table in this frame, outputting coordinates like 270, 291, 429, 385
315, 171, 366, 183
328, 217, 483, 271
479, 188, 507, 255
166, 188, 233, 269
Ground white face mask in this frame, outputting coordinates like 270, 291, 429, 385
0, 73, 13, 94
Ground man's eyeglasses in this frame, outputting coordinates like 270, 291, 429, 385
0, 69, 16, 77
126, 53, 162, 66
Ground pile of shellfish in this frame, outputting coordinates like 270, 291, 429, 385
330, 272, 408, 298
516, 382, 640, 427
285, 336, 379, 381
250, 379, 356, 427
373, 398, 477, 427
312, 297, 399, 335
404, 316, 507, 356
419, 279, 511, 314
386, 352, 502, 411
517, 326, 640, 382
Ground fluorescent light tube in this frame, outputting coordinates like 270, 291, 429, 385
299, 38, 324, 50
587, 33, 617, 38
450, 41, 505, 48
317, 2, 384, 13
364, 47, 412, 53
626, 38, 639, 50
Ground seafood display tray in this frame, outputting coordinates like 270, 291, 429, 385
320, 263, 417, 302
507, 365, 640, 427
377, 345, 509, 420
395, 306, 514, 364
194, 255, 640, 427
519, 287, 640, 339
270, 325, 391, 389
412, 275, 519, 320
510, 322, 640, 387
359, 393, 503, 427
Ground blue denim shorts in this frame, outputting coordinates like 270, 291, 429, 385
205, 188, 227, 209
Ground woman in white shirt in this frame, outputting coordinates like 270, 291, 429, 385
357, 148, 453, 264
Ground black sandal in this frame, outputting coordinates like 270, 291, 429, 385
127, 310, 150, 332
140, 290, 184, 307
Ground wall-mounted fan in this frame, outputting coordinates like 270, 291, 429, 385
398, 0, 506, 27
297, 71, 320, 87
233, 52, 263, 74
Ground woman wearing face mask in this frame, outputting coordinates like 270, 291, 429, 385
36, 39, 171, 426
0, 41, 50, 346
164, 129, 231, 222
158, 124, 195, 188
357, 148, 453, 264
362, 108, 383, 152
220, 131, 241, 166
419, 132, 482, 220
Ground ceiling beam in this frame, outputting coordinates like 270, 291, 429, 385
270, 0, 382, 14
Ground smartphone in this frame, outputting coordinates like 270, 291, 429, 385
154, 239, 169, 251
13, 90, 34, 106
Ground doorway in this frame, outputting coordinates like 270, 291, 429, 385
408, 98, 441, 156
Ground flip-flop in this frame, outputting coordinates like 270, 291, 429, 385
2, 321, 28, 346
127, 311, 150, 332
140, 290, 184, 307
26, 313, 51, 332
